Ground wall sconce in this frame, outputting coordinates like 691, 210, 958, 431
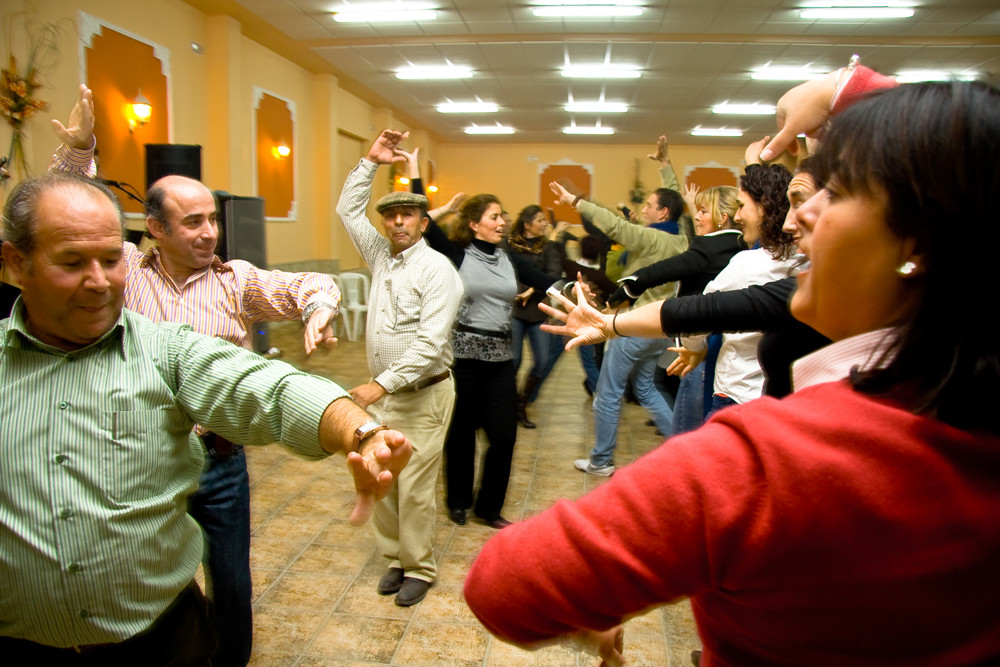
128, 91, 152, 133
427, 184, 438, 193
271, 143, 291, 159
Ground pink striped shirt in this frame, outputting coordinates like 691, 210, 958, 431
123, 242, 340, 349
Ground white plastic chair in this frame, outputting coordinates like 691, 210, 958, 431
337, 271, 370, 342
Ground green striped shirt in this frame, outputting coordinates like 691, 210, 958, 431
0, 302, 346, 647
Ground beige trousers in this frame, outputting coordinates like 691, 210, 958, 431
369, 376, 455, 582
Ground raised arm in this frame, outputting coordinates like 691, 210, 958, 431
48, 84, 97, 177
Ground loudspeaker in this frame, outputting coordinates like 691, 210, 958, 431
145, 144, 202, 190
216, 193, 270, 354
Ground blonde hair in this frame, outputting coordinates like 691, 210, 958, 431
694, 186, 739, 231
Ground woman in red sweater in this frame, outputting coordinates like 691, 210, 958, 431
463, 75, 1000, 666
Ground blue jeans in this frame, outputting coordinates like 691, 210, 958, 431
188, 447, 252, 667
708, 393, 739, 418
577, 343, 601, 394
511, 318, 548, 379
672, 365, 706, 436
590, 336, 673, 467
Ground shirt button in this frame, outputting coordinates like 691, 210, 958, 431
59, 508, 74, 520
68, 562, 82, 573
55, 454, 67, 464
58, 401, 69, 410
79, 609, 90, 619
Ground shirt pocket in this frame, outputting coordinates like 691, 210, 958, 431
391, 289, 422, 333
102, 408, 195, 505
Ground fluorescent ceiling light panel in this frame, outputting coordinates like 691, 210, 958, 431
564, 101, 628, 113
895, 69, 978, 83
332, 3, 438, 22
563, 125, 615, 135
437, 102, 499, 113
691, 127, 744, 137
465, 125, 516, 135
800, 7, 914, 19
561, 64, 641, 78
750, 65, 826, 81
533, 5, 644, 17
396, 65, 473, 79
712, 102, 776, 115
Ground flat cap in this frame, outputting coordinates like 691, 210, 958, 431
375, 191, 429, 214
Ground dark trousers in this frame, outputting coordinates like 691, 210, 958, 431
0, 581, 217, 666
188, 447, 252, 667
445, 357, 517, 521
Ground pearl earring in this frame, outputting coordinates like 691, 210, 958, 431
897, 261, 918, 277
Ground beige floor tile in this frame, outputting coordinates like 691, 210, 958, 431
393, 619, 491, 666
306, 613, 408, 662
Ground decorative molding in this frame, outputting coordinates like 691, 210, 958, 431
540, 159, 595, 176
252, 87, 298, 221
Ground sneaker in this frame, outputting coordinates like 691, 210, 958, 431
574, 458, 615, 476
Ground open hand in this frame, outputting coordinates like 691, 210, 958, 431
346, 429, 412, 525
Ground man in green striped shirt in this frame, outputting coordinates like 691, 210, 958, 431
0, 172, 411, 662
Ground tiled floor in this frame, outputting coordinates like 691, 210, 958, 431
243, 322, 702, 666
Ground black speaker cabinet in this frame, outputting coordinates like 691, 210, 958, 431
145, 144, 202, 190
215, 193, 270, 354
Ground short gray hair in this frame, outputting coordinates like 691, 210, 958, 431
2, 172, 124, 255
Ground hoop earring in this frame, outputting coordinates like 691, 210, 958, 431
897, 260, 918, 277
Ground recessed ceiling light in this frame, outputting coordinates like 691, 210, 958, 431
332, 3, 438, 22
894, 69, 979, 83
691, 127, 744, 137
396, 65, 473, 80
561, 64, 641, 79
465, 125, 516, 135
564, 101, 629, 113
712, 102, 776, 115
437, 102, 499, 113
750, 64, 827, 81
533, 4, 643, 18
563, 125, 615, 135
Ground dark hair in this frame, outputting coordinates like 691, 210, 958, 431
507, 204, 546, 253
2, 172, 123, 256
653, 188, 683, 223
816, 81, 1000, 433
449, 194, 501, 247
740, 163, 793, 258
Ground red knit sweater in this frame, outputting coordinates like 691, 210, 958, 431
464, 381, 1000, 665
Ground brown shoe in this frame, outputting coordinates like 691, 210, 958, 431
377, 567, 405, 595
395, 577, 431, 606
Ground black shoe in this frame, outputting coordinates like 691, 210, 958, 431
517, 401, 536, 429
377, 567, 405, 595
395, 577, 431, 606
479, 515, 512, 529
448, 508, 467, 525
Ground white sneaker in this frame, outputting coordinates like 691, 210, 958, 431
574, 459, 615, 476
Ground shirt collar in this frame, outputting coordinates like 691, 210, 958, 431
141, 246, 231, 276
2, 298, 128, 359
389, 237, 427, 265
792, 327, 897, 392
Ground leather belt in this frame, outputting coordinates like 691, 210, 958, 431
395, 371, 450, 394
201, 431, 237, 459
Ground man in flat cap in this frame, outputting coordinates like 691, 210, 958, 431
336, 129, 463, 606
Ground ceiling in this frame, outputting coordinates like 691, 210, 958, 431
211, 0, 1000, 145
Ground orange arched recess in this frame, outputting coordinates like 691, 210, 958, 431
540, 163, 592, 225
255, 91, 295, 219
685, 164, 740, 191
85, 25, 168, 214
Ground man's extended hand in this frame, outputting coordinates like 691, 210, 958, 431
51, 84, 95, 149
304, 306, 338, 356
349, 381, 387, 410
346, 429, 412, 525
366, 129, 410, 165
647, 134, 669, 165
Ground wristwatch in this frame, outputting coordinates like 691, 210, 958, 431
353, 420, 388, 453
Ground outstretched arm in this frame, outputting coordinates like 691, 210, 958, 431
48, 83, 97, 178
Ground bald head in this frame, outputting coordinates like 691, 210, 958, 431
145, 175, 217, 233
